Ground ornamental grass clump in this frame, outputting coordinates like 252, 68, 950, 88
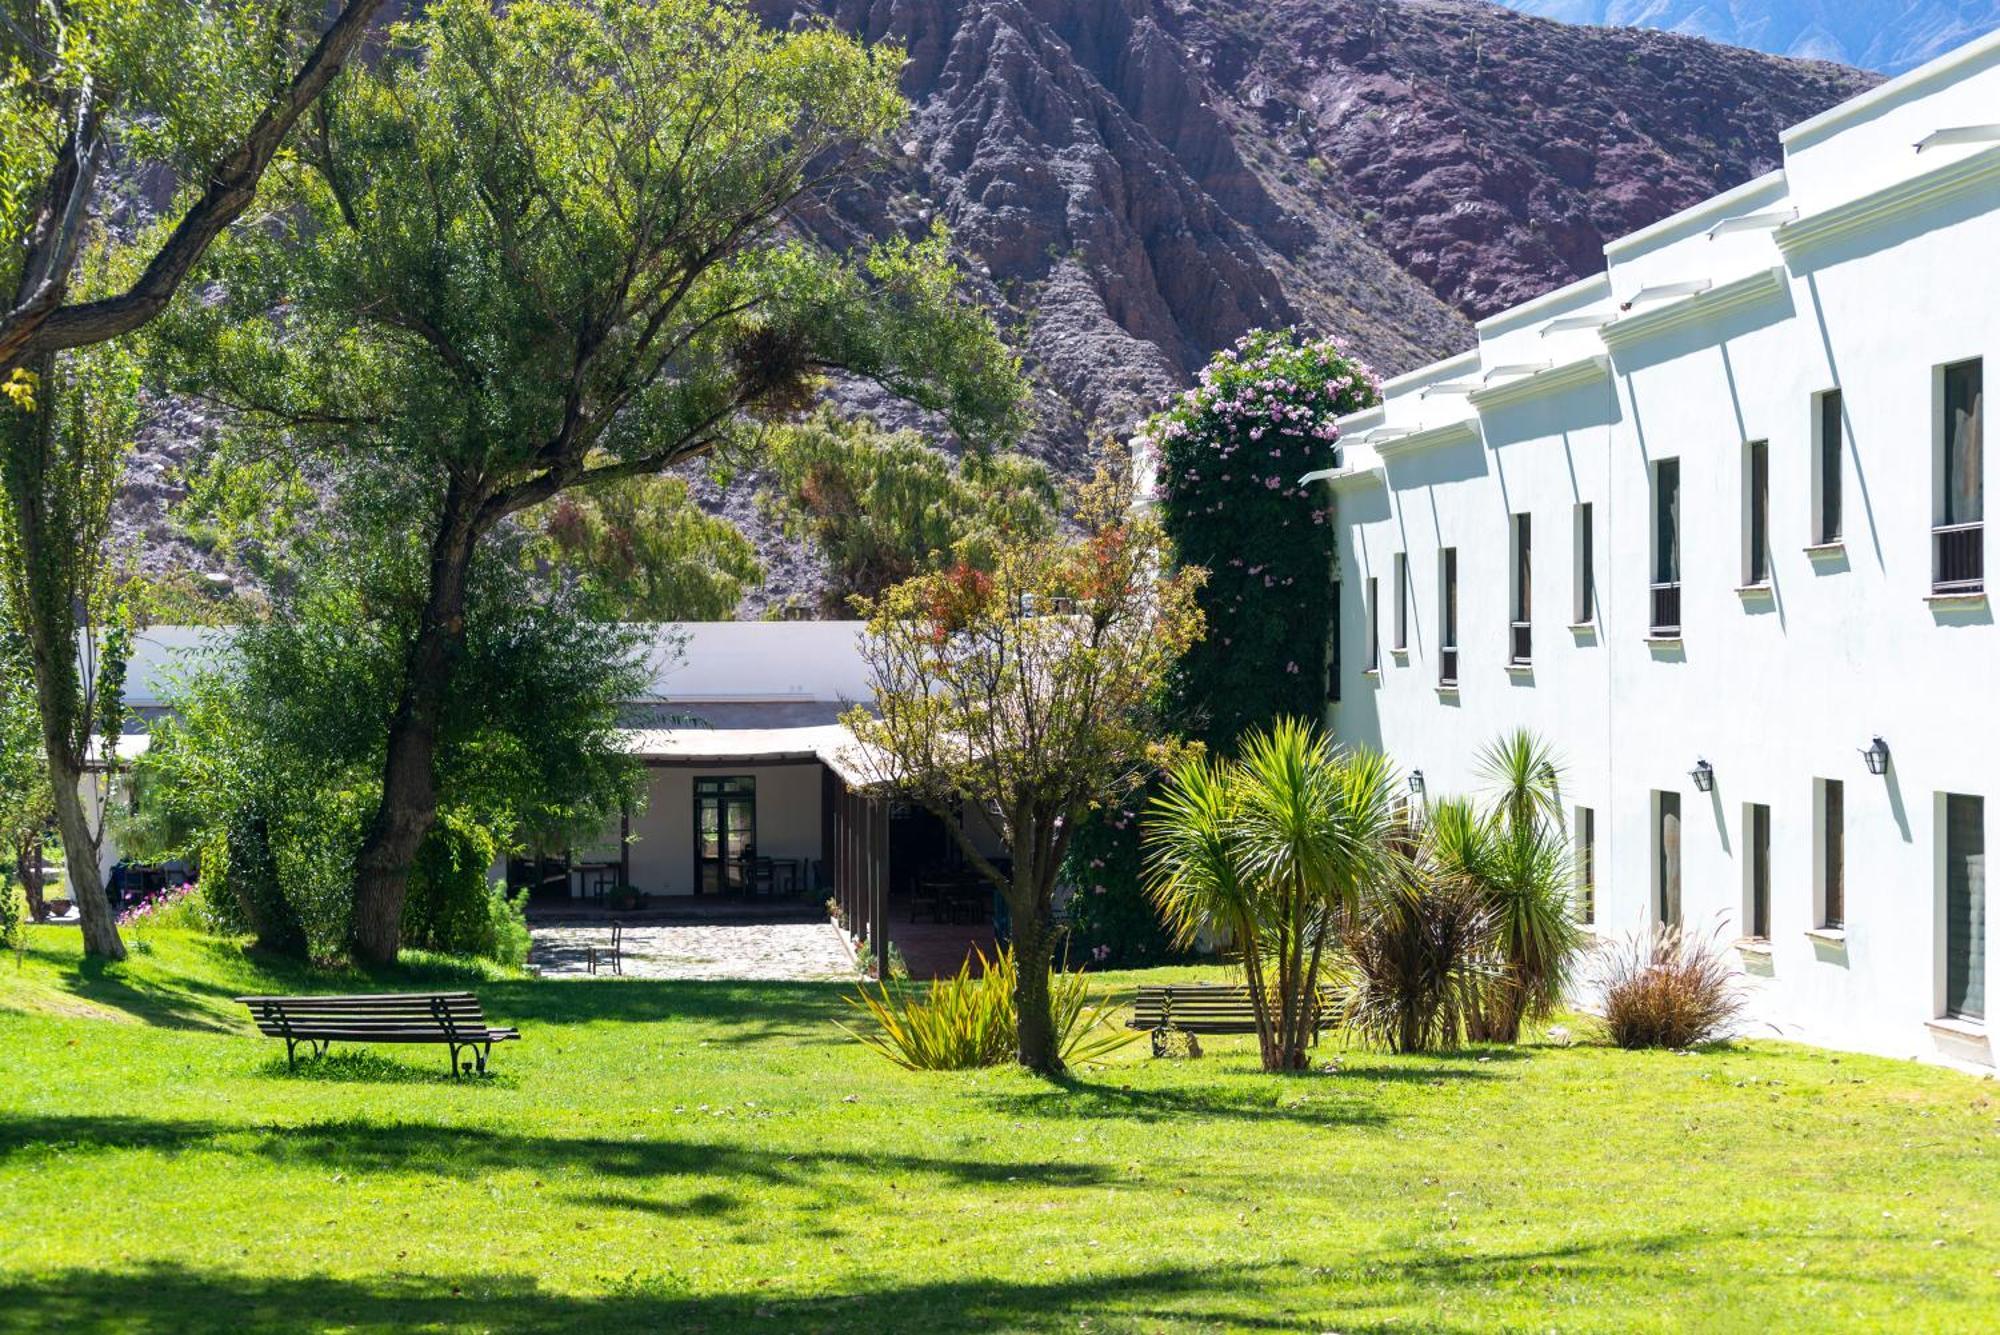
840, 948, 1136, 1071
1598, 923, 1749, 1049
1337, 859, 1501, 1054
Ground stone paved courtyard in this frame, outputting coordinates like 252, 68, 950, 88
528, 920, 860, 981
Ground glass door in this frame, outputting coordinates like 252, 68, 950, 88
695, 777, 756, 895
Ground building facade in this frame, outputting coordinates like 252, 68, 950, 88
1324, 32, 2000, 1068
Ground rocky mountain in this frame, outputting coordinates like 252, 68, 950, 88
123, 0, 1877, 611
1496, 1, 2000, 74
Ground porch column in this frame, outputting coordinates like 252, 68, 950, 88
871, 796, 890, 980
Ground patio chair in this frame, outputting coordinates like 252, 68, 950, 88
587, 922, 623, 976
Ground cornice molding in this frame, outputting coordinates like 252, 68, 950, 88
1466, 355, 1610, 412
1778, 146, 2000, 261
1375, 418, 1481, 459
1600, 268, 1786, 351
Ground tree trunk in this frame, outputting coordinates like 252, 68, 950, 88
1, 360, 120, 959
47, 755, 119, 956
349, 488, 485, 965
1010, 905, 1062, 1075
18, 835, 46, 921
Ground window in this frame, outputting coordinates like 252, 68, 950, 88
1393, 552, 1409, 651
1656, 790, 1682, 927
1814, 390, 1842, 544
1944, 794, 1985, 1021
1745, 802, 1772, 940
1936, 359, 1983, 594
1510, 513, 1532, 663
694, 776, 757, 895
1366, 576, 1380, 672
1573, 502, 1594, 625
1439, 548, 1459, 685
1576, 806, 1596, 924
1651, 459, 1681, 634
1744, 440, 1770, 586
1818, 778, 1844, 929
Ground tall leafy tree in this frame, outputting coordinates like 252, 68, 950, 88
1, 0, 389, 960
0, 623, 53, 922
534, 476, 761, 622
0, 336, 136, 957
163, 0, 1027, 962
759, 409, 1055, 615
845, 450, 1203, 1074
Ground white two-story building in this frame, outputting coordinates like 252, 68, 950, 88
1323, 31, 2000, 1068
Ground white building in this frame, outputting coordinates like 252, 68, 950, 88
1323, 32, 2000, 1068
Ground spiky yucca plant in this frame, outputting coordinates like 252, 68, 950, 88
840, 948, 1136, 1071
1146, 719, 1400, 1071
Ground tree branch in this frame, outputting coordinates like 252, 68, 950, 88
5, 0, 391, 371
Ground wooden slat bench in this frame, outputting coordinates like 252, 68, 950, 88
1127, 984, 1334, 1056
235, 991, 520, 1076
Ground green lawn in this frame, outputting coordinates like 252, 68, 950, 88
1, 927, 1996, 1333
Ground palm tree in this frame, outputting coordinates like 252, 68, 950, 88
1146, 719, 1400, 1071
1442, 731, 1587, 1042
1476, 728, 1565, 837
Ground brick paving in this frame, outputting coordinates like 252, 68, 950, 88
529, 921, 859, 981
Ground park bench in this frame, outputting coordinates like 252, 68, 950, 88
235, 991, 520, 1076
1127, 983, 1334, 1056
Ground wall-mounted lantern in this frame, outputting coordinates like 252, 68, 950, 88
1860, 736, 1890, 776
1408, 769, 1425, 797
1689, 758, 1715, 793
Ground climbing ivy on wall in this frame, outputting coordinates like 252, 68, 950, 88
1061, 329, 1380, 967
1147, 328, 1382, 748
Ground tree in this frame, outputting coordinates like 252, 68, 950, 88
0, 0, 387, 379
1145, 719, 1401, 1072
534, 476, 760, 622
0, 0, 389, 959
1143, 330, 1381, 750
759, 409, 1055, 615
844, 449, 1203, 1073
161, 0, 1028, 962
128, 527, 647, 961
1427, 730, 1586, 1043
0, 625, 53, 922
0, 336, 137, 957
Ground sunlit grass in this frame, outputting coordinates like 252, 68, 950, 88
1, 926, 1996, 1333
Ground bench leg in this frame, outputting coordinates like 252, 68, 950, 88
476, 1043, 490, 1076
447, 1042, 463, 1078
286, 1038, 298, 1072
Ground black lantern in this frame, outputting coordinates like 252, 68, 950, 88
1408, 769, 1425, 796
1689, 758, 1715, 793
1861, 736, 1890, 775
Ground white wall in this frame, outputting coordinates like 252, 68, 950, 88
1325, 31, 2000, 1069
619, 762, 825, 897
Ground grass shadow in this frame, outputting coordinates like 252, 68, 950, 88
983, 1074, 1391, 1128
253, 1051, 516, 1087
0, 1259, 1342, 1335
0, 1112, 1116, 1192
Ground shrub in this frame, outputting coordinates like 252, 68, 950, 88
1144, 329, 1381, 751
840, 948, 1136, 1070
0, 879, 22, 950
1598, 923, 1749, 1049
1060, 795, 1181, 968
1336, 865, 1501, 1053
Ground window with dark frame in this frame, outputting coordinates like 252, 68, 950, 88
1936, 359, 1984, 594
1574, 502, 1594, 625
1652, 459, 1681, 634
1366, 575, 1380, 671
1510, 513, 1532, 663
1576, 806, 1596, 924
1439, 547, 1458, 686
1748, 802, 1772, 940
1393, 552, 1409, 651
1816, 389, 1843, 544
1746, 440, 1770, 585
1821, 778, 1844, 930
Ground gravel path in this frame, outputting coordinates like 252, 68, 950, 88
529, 921, 859, 981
